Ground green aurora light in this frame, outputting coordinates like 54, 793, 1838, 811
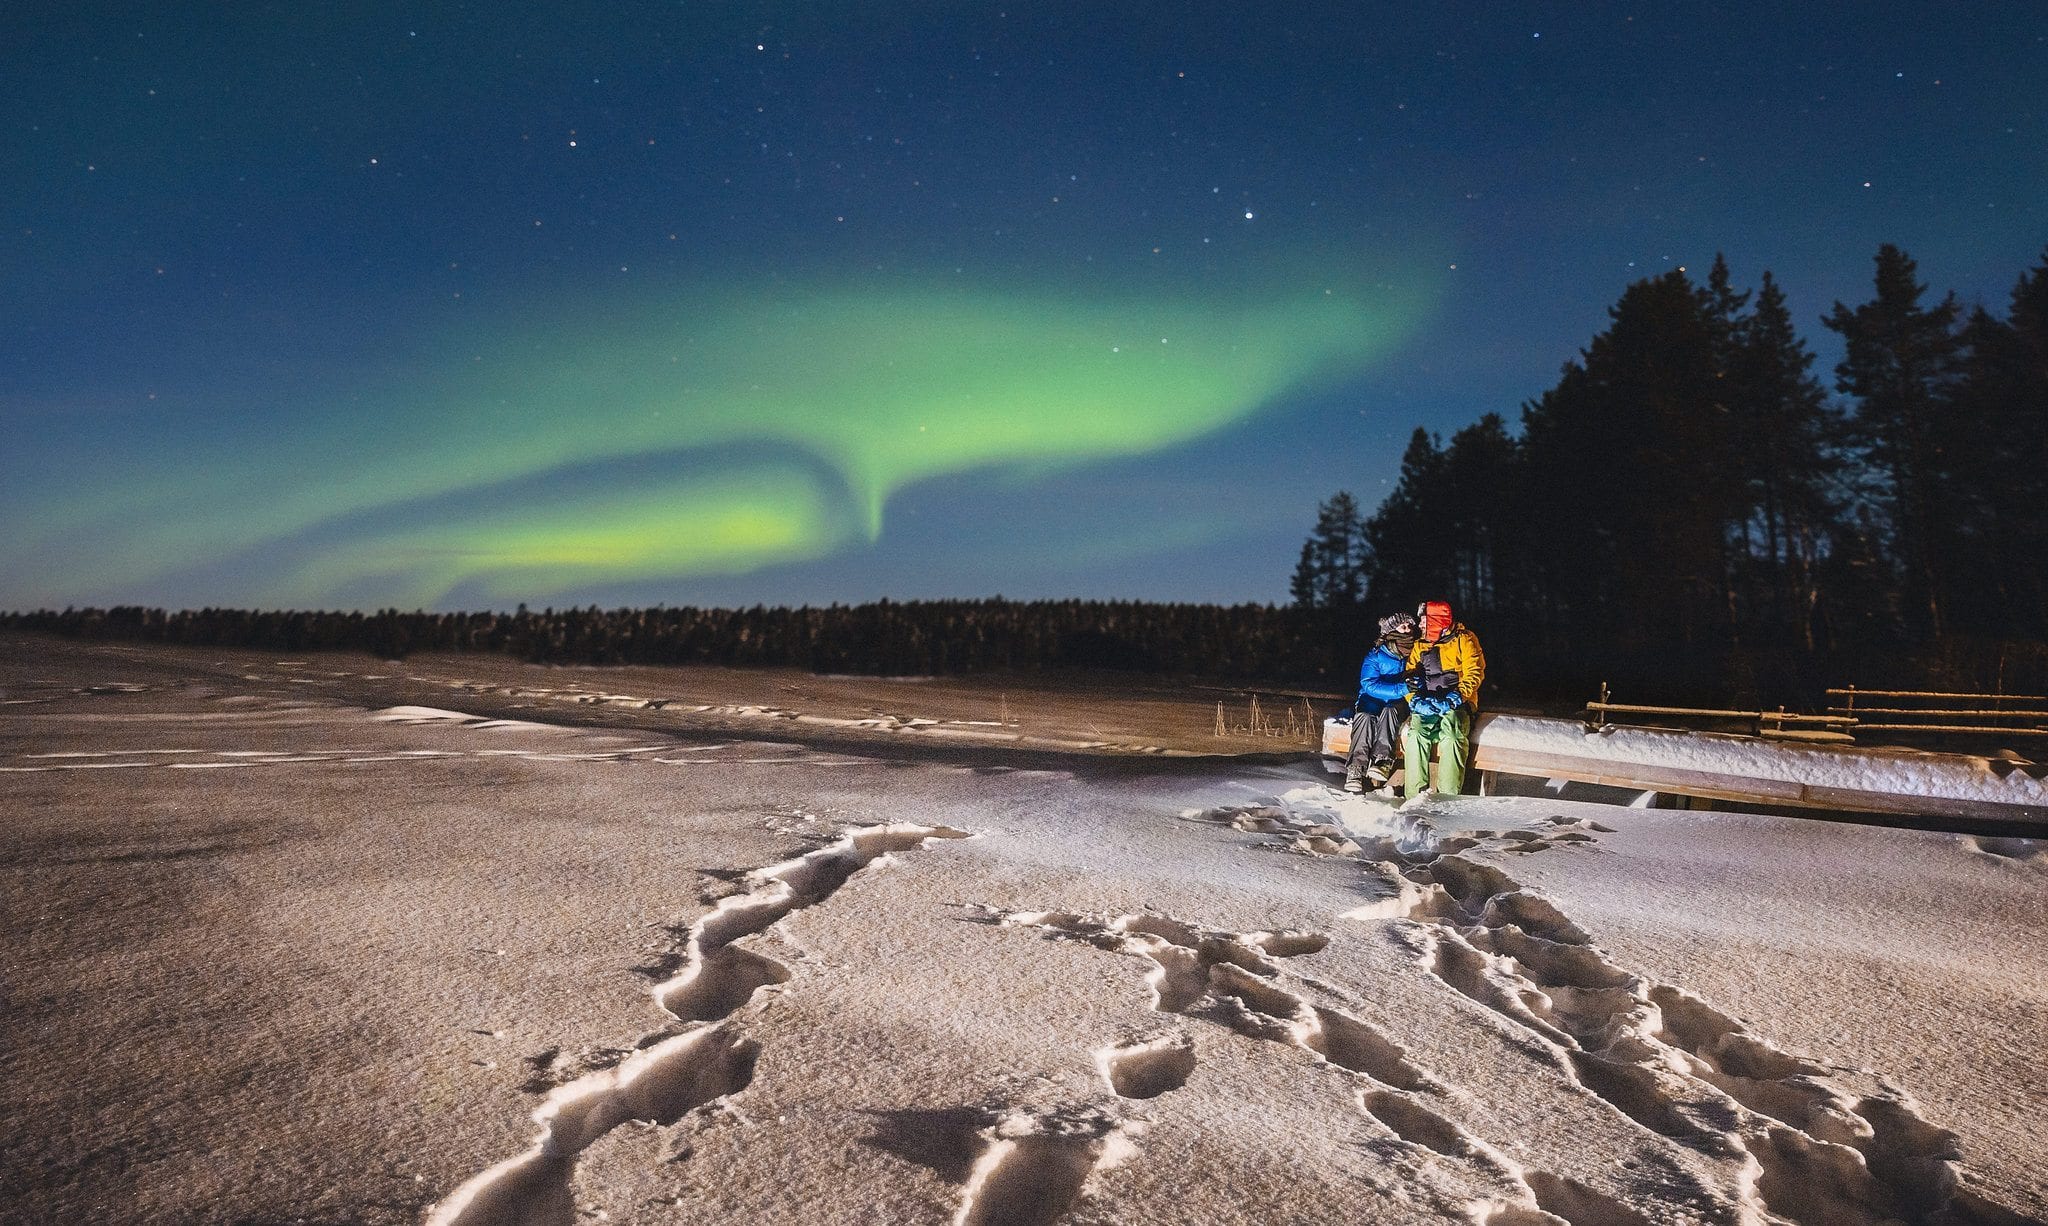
17, 275, 1432, 607
275, 468, 840, 607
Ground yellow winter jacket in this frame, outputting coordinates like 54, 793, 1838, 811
1406, 625, 1486, 709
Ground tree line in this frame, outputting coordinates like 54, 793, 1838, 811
1293, 244, 2048, 704
0, 600, 1334, 683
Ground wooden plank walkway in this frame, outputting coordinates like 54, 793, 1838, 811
1465, 714, 2046, 828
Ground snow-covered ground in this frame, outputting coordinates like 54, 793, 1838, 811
2, 637, 2043, 1225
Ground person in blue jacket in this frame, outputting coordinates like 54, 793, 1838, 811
1346, 611, 1418, 793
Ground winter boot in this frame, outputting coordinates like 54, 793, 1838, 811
1343, 764, 1365, 793
1365, 761, 1392, 790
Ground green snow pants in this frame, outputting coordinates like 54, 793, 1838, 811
1402, 708, 1472, 799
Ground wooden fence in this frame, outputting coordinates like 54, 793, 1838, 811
1582, 683, 2048, 747
1583, 683, 1855, 741
1826, 687, 2048, 739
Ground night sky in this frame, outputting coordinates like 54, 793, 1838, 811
5, 3, 2043, 611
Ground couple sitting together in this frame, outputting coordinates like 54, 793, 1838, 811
1346, 599, 1486, 799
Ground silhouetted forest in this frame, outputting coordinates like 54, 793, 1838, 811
0, 601, 1334, 685
1294, 244, 2048, 705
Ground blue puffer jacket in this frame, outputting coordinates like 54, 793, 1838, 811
1356, 644, 1410, 714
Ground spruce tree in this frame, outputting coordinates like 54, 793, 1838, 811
1288, 540, 1320, 608
1699, 254, 1753, 369
1727, 270, 1839, 653
1437, 414, 1519, 618
1697, 254, 1759, 646
1823, 244, 1964, 642
1948, 250, 2048, 638
1361, 428, 1446, 606
1291, 491, 1367, 610
1519, 269, 1731, 664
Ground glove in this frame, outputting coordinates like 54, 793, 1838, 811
1409, 695, 1440, 717
1404, 673, 1425, 693
1439, 691, 1464, 711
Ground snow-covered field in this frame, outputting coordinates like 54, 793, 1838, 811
2, 637, 2043, 1225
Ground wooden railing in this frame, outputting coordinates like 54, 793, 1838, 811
1584, 683, 1855, 741
1827, 687, 2048, 739
1584, 683, 2048, 744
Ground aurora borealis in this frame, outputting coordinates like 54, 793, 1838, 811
4, 4, 2043, 610
10, 279, 1422, 607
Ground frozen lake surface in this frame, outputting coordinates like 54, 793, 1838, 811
3, 636, 2042, 1224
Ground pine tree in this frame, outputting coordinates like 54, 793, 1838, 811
1948, 250, 2048, 638
1288, 540, 1320, 608
1361, 428, 1447, 606
1697, 254, 1757, 638
1291, 491, 1367, 609
1519, 269, 1732, 661
1437, 414, 1519, 617
1823, 244, 1964, 641
1726, 269, 1840, 653
1699, 254, 1753, 370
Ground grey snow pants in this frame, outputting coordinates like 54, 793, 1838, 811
1347, 703, 1404, 773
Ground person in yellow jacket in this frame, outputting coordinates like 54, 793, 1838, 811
1401, 599, 1486, 799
